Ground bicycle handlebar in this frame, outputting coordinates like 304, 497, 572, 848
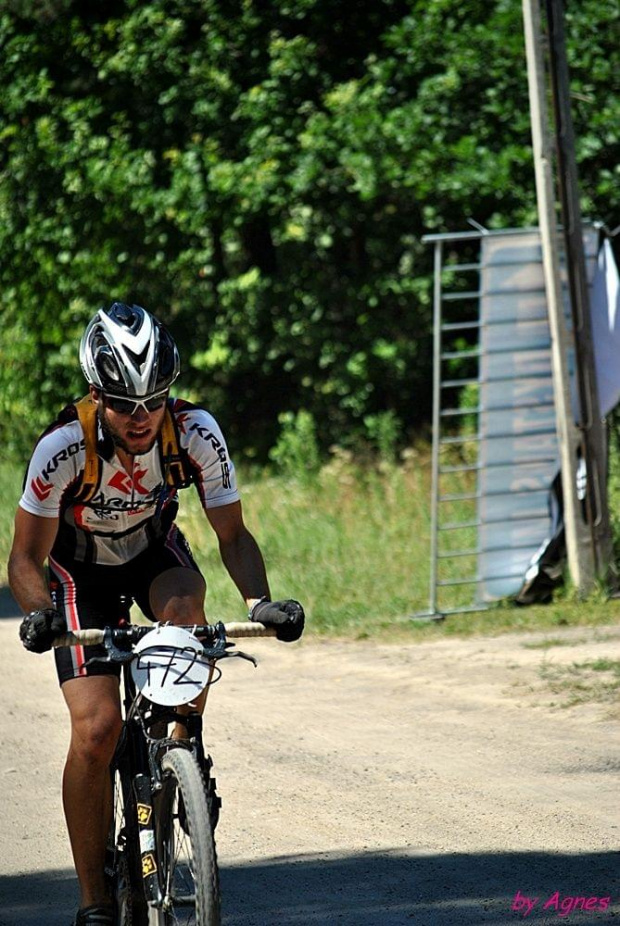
53, 621, 277, 649
54, 629, 107, 647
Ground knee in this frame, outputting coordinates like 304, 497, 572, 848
149, 568, 206, 624
71, 709, 122, 767
165, 596, 206, 625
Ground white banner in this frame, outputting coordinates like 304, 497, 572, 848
477, 228, 614, 601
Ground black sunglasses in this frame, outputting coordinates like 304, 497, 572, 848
100, 390, 168, 416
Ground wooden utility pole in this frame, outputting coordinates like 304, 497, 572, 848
522, 0, 596, 592
545, 0, 615, 583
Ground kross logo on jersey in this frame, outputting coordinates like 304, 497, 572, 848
188, 422, 228, 463
41, 440, 84, 479
108, 467, 149, 496
31, 476, 53, 501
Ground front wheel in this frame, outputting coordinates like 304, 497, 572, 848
151, 747, 221, 926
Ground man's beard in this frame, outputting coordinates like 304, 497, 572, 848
99, 408, 158, 455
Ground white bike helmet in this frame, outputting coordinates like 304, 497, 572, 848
80, 302, 180, 397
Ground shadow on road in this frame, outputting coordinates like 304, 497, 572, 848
0, 586, 19, 620
2, 850, 618, 925
0, 869, 77, 926
220, 849, 619, 925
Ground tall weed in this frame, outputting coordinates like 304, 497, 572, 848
363, 410, 401, 465
177, 446, 433, 632
268, 410, 320, 483
1, 452, 618, 638
0, 463, 23, 583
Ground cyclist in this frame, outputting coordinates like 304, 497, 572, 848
8, 302, 305, 926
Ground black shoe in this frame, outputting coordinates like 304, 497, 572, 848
73, 904, 115, 925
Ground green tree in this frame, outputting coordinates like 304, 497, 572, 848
1, 0, 617, 460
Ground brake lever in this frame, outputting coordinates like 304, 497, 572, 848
81, 626, 135, 668
200, 621, 258, 667
217, 649, 258, 667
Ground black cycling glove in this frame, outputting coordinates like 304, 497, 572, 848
19, 608, 67, 653
249, 598, 305, 642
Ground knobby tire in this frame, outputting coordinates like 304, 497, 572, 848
151, 747, 221, 926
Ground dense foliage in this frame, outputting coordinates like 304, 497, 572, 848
1, 0, 618, 460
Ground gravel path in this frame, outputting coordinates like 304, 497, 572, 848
0, 601, 618, 925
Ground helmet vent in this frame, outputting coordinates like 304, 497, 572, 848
99, 349, 122, 383
111, 302, 143, 334
126, 345, 150, 374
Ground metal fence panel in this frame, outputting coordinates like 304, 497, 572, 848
421, 225, 603, 616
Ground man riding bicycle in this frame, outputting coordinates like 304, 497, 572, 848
8, 302, 305, 926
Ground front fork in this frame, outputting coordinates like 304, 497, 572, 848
132, 772, 161, 906
133, 708, 206, 909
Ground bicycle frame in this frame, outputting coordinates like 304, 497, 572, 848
112, 655, 212, 911
56, 620, 274, 925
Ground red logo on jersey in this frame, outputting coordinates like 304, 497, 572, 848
108, 468, 149, 496
31, 476, 53, 501
176, 413, 190, 435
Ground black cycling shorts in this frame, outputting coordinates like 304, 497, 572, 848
50, 523, 202, 686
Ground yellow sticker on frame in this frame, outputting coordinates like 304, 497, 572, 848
137, 803, 152, 826
142, 853, 157, 877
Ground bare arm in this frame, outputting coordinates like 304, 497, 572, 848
8, 507, 59, 613
206, 501, 270, 609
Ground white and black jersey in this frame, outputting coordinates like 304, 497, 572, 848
20, 398, 240, 566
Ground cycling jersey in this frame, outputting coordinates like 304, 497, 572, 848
20, 398, 240, 566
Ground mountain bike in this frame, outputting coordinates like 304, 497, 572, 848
55, 620, 274, 926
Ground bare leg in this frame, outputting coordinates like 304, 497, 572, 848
62, 675, 122, 909
149, 567, 210, 736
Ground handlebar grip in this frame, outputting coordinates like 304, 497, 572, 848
222, 622, 277, 638
53, 629, 105, 647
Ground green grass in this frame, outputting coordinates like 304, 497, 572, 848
538, 659, 620, 710
2, 456, 620, 640
175, 454, 620, 639
0, 463, 23, 585
521, 636, 590, 650
177, 454, 434, 633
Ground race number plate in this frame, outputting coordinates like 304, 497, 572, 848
131, 625, 212, 706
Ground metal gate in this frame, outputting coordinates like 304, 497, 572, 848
420, 225, 599, 617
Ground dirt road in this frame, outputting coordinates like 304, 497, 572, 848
0, 598, 619, 925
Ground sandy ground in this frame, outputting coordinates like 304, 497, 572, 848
0, 591, 619, 925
